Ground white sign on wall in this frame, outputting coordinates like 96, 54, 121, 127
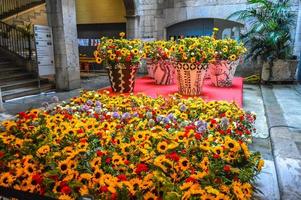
34, 25, 55, 76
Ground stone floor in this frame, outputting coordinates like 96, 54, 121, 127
0, 75, 301, 200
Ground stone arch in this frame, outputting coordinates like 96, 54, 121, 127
166, 18, 243, 40
123, 0, 136, 16
123, 0, 139, 38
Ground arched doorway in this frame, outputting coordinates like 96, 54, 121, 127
166, 18, 243, 40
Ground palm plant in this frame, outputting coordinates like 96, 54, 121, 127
228, 0, 296, 62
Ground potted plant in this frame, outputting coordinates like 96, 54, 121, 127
94, 34, 144, 93
173, 37, 215, 95
229, 0, 297, 82
144, 40, 176, 85
209, 38, 247, 87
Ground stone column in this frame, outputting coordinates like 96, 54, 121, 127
294, 1, 301, 57
46, 0, 80, 91
126, 15, 140, 39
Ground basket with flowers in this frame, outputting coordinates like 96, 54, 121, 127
144, 40, 176, 85
173, 37, 215, 95
94, 33, 145, 93
209, 34, 247, 87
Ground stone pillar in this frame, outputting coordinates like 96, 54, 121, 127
46, 0, 80, 91
0, 89, 4, 112
294, 1, 301, 57
126, 15, 140, 39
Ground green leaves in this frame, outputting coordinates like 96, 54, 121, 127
228, 0, 295, 61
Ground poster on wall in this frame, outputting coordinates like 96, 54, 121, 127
34, 25, 55, 76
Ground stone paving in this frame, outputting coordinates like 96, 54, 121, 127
0, 75, 301, 200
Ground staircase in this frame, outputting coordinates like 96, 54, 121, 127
0, 0, 54, 101
0, 53, 54, 101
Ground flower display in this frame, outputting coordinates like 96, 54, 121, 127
144, 40, 176, 62
214, 38, 247, 61
173, 37, 216, 64
0, 91, 263, 200
94, 37, 144, 67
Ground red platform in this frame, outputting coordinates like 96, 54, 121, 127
102, 76, 243, 107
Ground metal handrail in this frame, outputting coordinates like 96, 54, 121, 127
0, 0, 45, 19
0, 21, 34, 60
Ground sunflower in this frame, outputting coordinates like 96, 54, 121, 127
224, 137, 240, 152
78, 173, 92, 185
179, 158, 189, 171
200, 157, 209, 170
257, 159, 264, 171
225, 110, 232, 118
157, 141, 168, 153
229, 54, 237, 61
121, 143, 132, 155
207, 122, 217, 131
58, 194, 75, 200
199, 141, 210, 151
58, 160, 69, 174
131, 48, 139, 55
93, 167, 103, 180
241, 142, 250, 159
112, 154, 123, 165
36, 145, 50, 157
180, 181, 194, 190
180, 113, 188, 120
119, 32, 125, 38
212, 146, 224, 157
95, 57, 103, 64
24, 163, 36, 176
134, 131, 146, 141
176, 132, 186, 143
144, 191, 157, 200
0, 172, 15, 187
242, 182, 252, 199
178, 45, 185, 52
109, 54, 116, 61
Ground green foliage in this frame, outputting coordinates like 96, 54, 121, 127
229, 0, 296, 61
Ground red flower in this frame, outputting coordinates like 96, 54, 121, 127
213, 154, 220, 159
117, 174, 127, 181
124, 160, 130, 165
210, 119, 217, 124
96, 150, 104, 157
130, 137, 135, 142
106, 158, 111, 164
135, 163, 148, 174
194, 133, 202, 140
80, 138, 87, 143
185, 177, 197, 183
77, 129, 84, 134
224, 165, 231, 172
0, 151, 4, 158
61, 185, 71, 194
125, 55, 132, 62
32, 173, 43, 184
99, 186, 108, 193
166, 152, 180, 162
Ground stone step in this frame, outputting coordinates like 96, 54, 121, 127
0, 79, 38, 91
0, 61, 14, 66
2, 83, 54, 101
0, 72, 34, 83
0, 67, 25, 74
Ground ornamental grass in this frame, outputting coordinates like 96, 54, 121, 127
0, 91, 263, 200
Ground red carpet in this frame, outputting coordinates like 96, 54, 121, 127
101, 76, 243, 107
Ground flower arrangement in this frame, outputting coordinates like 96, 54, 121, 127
173, 37, 216, 64
214, 38, 247, 61
94, 36, 145, 67
0, 91, 263, 200
144, 40, 176, 62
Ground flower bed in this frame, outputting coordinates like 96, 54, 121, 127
0, 91, 263, 200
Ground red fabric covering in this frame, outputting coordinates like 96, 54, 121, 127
101, 76, 243, 107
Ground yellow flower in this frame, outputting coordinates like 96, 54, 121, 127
144, 191, 157, 200
199, 141, 210, 151
180, 181, 194, 190
0, 172, 15, 187
58, 160, 69, 174
36, 145, 50, 157
157, 141, 168, 153
119, 32, 126, 38
224, 137, 240, 152
229, 54, 237, 61
131, 48, 139, 55
58, 194, 75, 200
95, 57, 102, 64
109, 54, 116, 61
257, 159, 264, 171
190, 57, 196, 63
179, 158, 189, 171
212, 146, 224, 157
241, 142, 250, 159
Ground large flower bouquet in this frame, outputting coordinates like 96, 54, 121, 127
174, 37, 216, 64
94, 36, 145, 67
0, 91, 263, 200
144, 40, 176, 62
214, 39, 247, 62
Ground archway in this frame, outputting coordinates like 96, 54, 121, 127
166, 18, 243, 40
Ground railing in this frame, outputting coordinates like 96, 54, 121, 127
0, 0, 45, 19
0, 21, 34, 60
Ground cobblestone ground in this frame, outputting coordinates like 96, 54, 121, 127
1, 75, 301, 200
